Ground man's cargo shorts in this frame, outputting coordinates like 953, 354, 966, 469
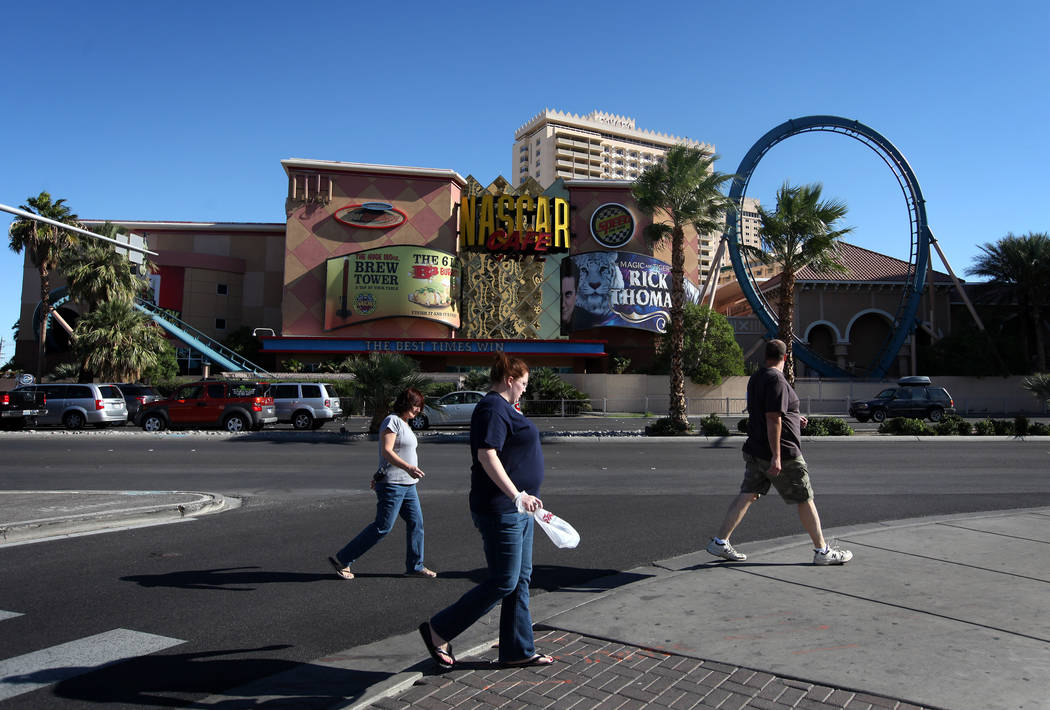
740, 451, 814, 503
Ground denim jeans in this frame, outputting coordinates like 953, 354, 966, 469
431, 511, 535, 663
334, 482, 425, 573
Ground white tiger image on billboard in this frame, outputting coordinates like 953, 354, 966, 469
562, 252, 701, 334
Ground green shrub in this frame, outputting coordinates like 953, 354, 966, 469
462, 368, 491, 391
973, 419, 995, 435
802, 417, 853, 436
737, 417, 749, 433
699, 413, 729, 436
878, 417, 933, 435
422, 381, 458, 398
991, 418, 1014, 435
1028, 421, 1050, 435
1014, 416, 1029, 437
645, 417, 694, 436
934, 414, 972, 436
282, 358, 304, 373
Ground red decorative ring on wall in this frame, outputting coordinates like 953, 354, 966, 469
334, 202, 408, 229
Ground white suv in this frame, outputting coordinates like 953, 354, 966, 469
269, 382, 343, 430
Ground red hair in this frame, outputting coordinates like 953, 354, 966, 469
489, 352, 528, 384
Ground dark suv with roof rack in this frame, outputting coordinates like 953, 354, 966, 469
849, 376, 955, 423
137, 380, 276, 432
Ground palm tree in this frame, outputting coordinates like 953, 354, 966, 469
73, 300, 168, 382
342, 352, 433, 433
966, 232, 1050, 372
8, 192, 79, 377
60, 222, 151, 310
1023, 373, 1050, 405
743, 182, 852, 383
633, 145, 733, 429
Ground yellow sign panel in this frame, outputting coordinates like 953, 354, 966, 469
459, 194, 570, 253
324, 246, 460, 330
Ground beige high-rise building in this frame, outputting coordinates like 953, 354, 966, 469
512, 109, 711, 186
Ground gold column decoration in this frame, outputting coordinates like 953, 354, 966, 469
458, 176, 550, 339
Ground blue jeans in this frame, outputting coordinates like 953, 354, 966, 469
334, 482, 425, 573
430, 511, 535, 663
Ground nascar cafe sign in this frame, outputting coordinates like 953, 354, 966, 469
459, 193, 570, 257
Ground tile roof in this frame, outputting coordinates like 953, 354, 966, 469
759, 241, 955, 290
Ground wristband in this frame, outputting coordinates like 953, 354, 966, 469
513, 491, 525, 513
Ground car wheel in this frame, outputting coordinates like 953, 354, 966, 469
410, 414, 429, 431
224, 413, 248, 433
928, 406, 944, 422
871, 408, 887, 423
142, 414, 166, 432
63, 411, 86, 430
292, 411, 314, 430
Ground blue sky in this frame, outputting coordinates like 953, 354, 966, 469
2, 0, 1047, 367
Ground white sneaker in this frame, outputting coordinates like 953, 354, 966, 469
706, 538, 747, 562
813, 546, 853, 565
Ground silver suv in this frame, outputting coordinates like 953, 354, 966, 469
15, 383, 128, 429
269, 382, 343, 430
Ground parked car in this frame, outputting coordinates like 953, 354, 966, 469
137, 380, 276, 432
849, 376, 955, 423
268, 382, 342, 429
0, 387, 48, 430
108, 383, 163, 423
13, 383, 128, 429
410, 390, 485, 430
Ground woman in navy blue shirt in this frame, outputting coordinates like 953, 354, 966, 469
419, 353, 554, 670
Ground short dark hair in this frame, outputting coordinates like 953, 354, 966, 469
765, 339, 787, 362
392, 387, 425, 416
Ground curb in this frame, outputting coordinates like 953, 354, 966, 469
0, 490, 235, 544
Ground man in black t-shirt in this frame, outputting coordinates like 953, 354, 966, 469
705, 339, 853, 566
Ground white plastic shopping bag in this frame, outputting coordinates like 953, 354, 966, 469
515, 494, 580, 549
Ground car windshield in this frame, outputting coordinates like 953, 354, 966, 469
875, 388, 895, 399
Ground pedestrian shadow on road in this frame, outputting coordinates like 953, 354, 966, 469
120, 566, 334, 591
430, 564, 630, 592
682, 561, 814, 572
9, 644, 392, 708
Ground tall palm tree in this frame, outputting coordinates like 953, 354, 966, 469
342, 352, 433, 433
633, 145, 732, 429
8, 192, 79, 377
73, 300, 167, 382
966, 232, 1050, 372
743, 182, 852, 383
60, 222, 149, 310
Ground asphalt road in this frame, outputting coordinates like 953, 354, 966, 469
1, 436, 1048, 708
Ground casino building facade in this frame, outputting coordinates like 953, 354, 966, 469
17, 158, 708, 374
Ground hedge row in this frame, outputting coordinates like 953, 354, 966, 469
878, 414, 1049, 436
735, 416, 854, 436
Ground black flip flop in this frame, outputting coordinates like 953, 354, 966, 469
499, 653, 555, 669
418, 622, 455, 669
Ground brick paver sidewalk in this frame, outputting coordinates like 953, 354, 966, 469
371, 629, 930, 709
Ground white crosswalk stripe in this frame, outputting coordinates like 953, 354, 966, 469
0, 612, 22, 622
0, 628, 185, 701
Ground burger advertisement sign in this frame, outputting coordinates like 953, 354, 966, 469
324, 246, 460, 330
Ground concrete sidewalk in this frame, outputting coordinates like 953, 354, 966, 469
197, 507, 1050, 710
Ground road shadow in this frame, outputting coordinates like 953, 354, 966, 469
682, 560, 814, 571
11, 644, 391, 708
120, 566, 333, 591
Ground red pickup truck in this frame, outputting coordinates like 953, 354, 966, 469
137, 380, 276, 433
